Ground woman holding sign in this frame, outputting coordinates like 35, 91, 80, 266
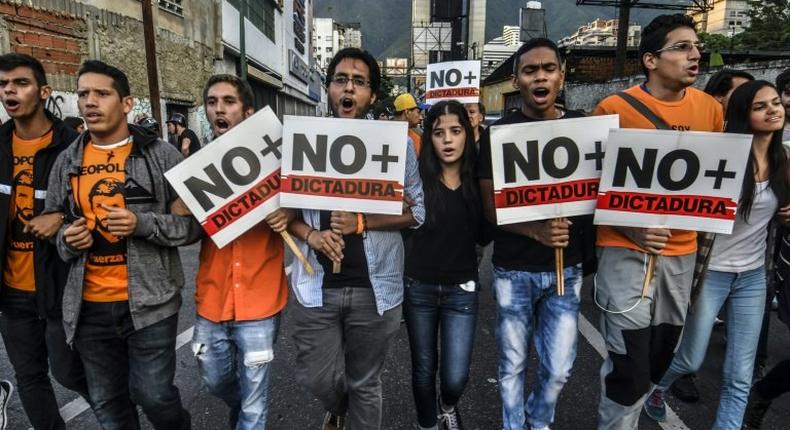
644, 80, 790, 429
403, 101, 489, 430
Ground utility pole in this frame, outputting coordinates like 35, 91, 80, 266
239, 1, 247, 80
141, 0, 163, 128
614, 0, 631, 78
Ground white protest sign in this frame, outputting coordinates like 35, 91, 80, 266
490, 115, 619, 225
425, 60, 481, 104
280, 116, 408, 214
594, 128, 752, 234
164, 106, 283, 248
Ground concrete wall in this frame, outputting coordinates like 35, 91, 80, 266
564, 60, 790, 113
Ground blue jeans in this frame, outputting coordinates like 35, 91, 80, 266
403, 278, 478, 428
657, 266, 766, 430
494, 264, 582, 430
192, 314, 280, 430
74, 301, 190, 430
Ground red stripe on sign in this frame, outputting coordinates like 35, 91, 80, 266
425, 88, 480, 98
494, 178, 599, 208
281, 175, 403, 202
596, 191, 737, 220
202, 169, 281, 236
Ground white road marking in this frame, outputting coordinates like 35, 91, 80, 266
577, 314, 690, 430
62, 265, 294, 423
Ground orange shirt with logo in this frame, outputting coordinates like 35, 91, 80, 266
195, 222, 288, 322
76, 141, 133, 302
4, 132, 52, 292
593, 85, 724, 256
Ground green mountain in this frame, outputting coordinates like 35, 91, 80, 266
313, 0, 673, 59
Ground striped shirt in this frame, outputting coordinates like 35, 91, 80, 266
289, 139, 425, 315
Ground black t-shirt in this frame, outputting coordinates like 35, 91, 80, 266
477, 109, 592, 272
405, 183, 486, 284
178, 129, 201, 157
317, 211, 371, 288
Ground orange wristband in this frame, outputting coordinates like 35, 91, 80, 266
356, 213, 364, 235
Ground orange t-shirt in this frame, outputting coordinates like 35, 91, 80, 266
408, 129, 422, 155
3, 131, 52, 292
195, 222, 288, 322
76, 141, 133, 302
593, 85, 724, 256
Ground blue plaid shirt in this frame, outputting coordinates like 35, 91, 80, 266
289, 139, 425, 315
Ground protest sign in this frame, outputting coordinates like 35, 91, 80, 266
280, 116, 408, 215
164, 107, 283, 248
490, 115, 619, 225
425, 60, 481, 104
594, 128, 752, 234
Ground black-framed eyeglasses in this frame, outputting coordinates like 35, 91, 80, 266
655, 41, 704, 54
330, 75, 370, 88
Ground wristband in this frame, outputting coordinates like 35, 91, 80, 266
356, 213, 364, 235
305, 228, 317, 243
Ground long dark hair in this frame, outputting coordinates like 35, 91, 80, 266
725, 80, 789, 220
418, 100, 481, 229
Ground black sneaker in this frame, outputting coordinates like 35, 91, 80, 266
670, 374, 700, 403
438, 406, 463, 430
742, 389, 771, 430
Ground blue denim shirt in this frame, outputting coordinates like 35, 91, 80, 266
289, 139, 425, 315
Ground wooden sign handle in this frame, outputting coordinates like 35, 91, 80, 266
555, 247, 564, 296
281, 231, 314, 275
640, 254, 657, 300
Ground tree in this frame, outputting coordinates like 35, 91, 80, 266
735, 0, 790, 50
378, 73, 395, 102
699, 32, 734, 51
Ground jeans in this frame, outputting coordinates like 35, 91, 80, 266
657, 267, 766, 430
403, 278, 478, 428
494, 264, 582, 430
291, 287, 401, 430
74, 301, 190, 430
0, 287, 90, 430
192, 314, 280, 430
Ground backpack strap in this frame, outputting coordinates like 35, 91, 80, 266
616, 91, 672, 130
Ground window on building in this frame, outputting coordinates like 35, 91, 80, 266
228, 0, 277, 42
137, 0, 183, 17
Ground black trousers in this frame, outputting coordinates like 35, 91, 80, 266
0, 286, 90, 430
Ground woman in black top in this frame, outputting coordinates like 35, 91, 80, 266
404, 100, 488, 430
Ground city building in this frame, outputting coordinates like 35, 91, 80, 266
312, 17, 362, 70
503, 25, 521, 47
689, 0, 751, 35
558, 18, 641, 48
411, 0, 486, 66
380, 57, 410, 77
0, 0, 221, 139
221, 0, 323, 119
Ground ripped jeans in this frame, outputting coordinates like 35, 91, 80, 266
494, 264, 582, 430
192, 314, 280, 430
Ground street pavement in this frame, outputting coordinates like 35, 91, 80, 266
2, 242, 790, 429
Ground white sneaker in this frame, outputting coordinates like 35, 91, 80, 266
0, 380, 13, 430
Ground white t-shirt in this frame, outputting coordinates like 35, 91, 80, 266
783, 125, 790, 145
709, 180, 777, 272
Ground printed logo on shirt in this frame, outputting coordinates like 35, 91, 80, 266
124, 177, 156, 204
87, 177, 127, 267
9, 169, 34, 251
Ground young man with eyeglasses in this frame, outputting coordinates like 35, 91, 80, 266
778, 69, 790, 143
591, 14, 723, 430
286, 47, 425, 430
44, 60, 196, 429
0, 53, 94, 430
